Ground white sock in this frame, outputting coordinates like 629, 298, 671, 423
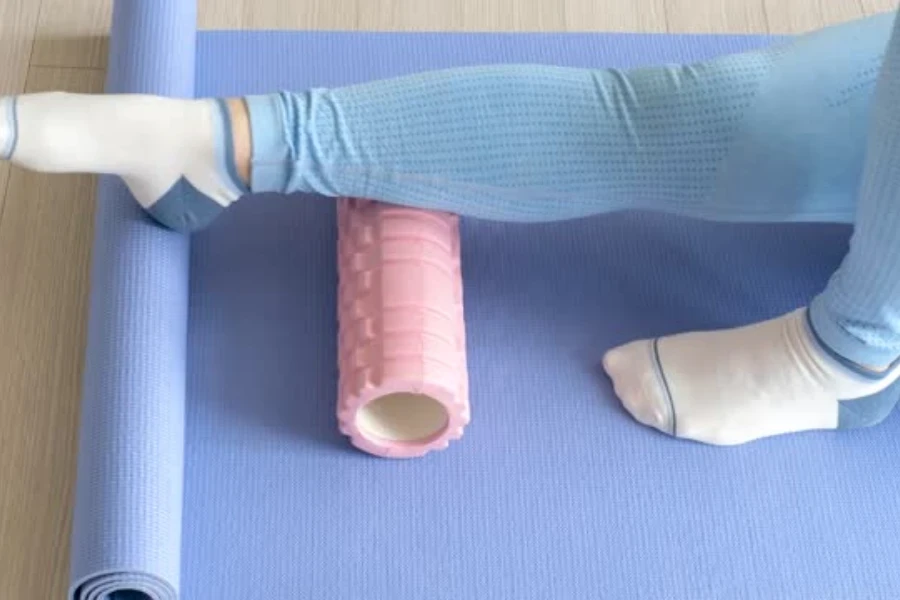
2, 92, 246, 230
602, 308, 900, 445
0, 96, 15, 160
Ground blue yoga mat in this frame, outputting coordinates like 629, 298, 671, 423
70, 2, 900, 599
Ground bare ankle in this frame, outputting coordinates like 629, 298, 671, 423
225, 97, 251, 186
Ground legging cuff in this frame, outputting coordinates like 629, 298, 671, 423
808, 299, 900, 374
244, 92, 294, 194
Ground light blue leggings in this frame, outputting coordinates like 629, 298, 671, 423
242, 11, 900, 422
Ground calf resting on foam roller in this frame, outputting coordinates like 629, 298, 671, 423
5, 11, 900, 447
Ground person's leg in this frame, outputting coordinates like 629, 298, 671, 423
604, 9, 900, 445
808, 17, 900, 372
3, 12, 900, 444
237, 14, 891, 225
0, 13, 893, 232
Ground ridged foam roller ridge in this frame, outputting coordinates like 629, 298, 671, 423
336, 197, 469, 458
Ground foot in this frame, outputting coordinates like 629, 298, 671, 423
3, 92, 247, 232
602, 308, 900, 445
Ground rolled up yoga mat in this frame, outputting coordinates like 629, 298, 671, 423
69, 1, 900, 598
70, 2, 193, 599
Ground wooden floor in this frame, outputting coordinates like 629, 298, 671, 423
0, 0, 892, 597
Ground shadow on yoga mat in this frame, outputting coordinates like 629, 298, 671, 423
70, 1, 900, 599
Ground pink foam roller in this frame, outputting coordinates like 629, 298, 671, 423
336, 198, 470, 458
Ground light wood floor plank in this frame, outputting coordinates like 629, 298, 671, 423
356, 0, 467, 30
243, 0, 361, 30
565, 0, 668, 32
31, 0, 112, 68
0, 63, 104, 600
763, 0, 865, 33
200, 0, 245, 29
665, 0, 770, 33
464, 0, 567, 31
861, 0, 898, 16
0, 0, 42, 223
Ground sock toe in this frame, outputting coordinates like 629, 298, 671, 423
603, 341, 675, 435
